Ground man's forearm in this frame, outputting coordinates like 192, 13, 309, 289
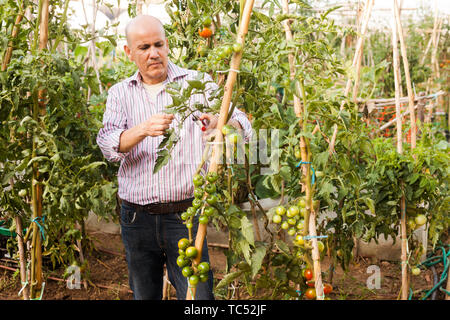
227, 118, 242, 130
118, 126, 146, 153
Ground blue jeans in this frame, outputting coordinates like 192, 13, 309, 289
119, 201, 214, 300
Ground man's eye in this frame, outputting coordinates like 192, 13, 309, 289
140, 45, 150, 50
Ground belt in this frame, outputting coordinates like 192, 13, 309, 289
121, 198, 194, 214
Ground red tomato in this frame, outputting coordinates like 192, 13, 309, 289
304, 268, 313, 281
198, 27, 213, 38
323, 283, 333, 294
305, 288, 316, 299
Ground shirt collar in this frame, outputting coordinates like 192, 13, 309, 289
126, 60, 189, 87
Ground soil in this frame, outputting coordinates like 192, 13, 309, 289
0, 231, 446, 300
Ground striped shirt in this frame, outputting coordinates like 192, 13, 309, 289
97, 61, 252, 205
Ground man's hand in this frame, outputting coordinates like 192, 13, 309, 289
199, 113, 242, 140
138, 113, 174, 137
119, 113, 174, 153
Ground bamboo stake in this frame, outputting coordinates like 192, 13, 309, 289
329, 0, 374, 154
186, 0, 256, 301
309, 202, 324, 300
16, 215, 29, 300
393, 0, 416, 150
282, 0, 322, 298
391, 2, 409, 300
1, 5, 25, 71
30, 0, 49, 300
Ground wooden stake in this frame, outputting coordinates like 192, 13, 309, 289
30, 0, 49, 300
16, 215, 29, 300
186, 0, 256, 301
329, 0, 374, 154
393, 0, 416, 150
282, 0, 323, 299
1, 6, 25, 71
391, 2, 408, 300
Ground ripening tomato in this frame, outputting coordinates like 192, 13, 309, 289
178, 238, 190, 250
323, 283, 333, 294
305, 288, 316, 299
198, 27, 213, 38
304, 268, 313, 281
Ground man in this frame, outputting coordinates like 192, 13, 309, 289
96, 15, 252, 300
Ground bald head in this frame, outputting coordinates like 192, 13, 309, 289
125, 15, 166, 46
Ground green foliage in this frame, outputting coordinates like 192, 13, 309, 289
0, 0, 119, 268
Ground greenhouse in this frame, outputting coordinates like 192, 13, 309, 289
0, 0, 448, 304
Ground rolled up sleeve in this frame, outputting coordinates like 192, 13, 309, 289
230, 107, 253, 142
96, 87, 128, 162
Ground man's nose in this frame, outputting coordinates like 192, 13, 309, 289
149, 46, 159, 58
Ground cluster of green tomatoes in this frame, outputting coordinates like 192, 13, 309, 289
176, 238, 210, 287
176, 171, 221, 287
271, 197, 325, 255
180, 171, 220, 229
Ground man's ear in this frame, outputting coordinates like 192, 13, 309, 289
124, 44, 132, 61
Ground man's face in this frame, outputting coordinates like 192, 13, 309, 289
124, 24, 169, 85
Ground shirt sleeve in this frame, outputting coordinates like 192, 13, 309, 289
96, 86, 129, 162
229, 106, 253, 142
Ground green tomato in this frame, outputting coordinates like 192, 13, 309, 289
199, 273, 209, 282
189, 275, 200, 287
228, 132, 241, 145
288, 228, 296, 236
204, 206, 216, 216
202, 16, 212, 27
272, 214, 282, 224
206, 172, 219, 183
223, 45, 233, 56
178, 238, 190, 250
275, 205, 286, 216
287, 205, 300, 218
206, 194, 218, 205
177, 256, 189, 268
185, 246, 198, 259
199, 215, 209, 225
182, 266, 193, 277
232, 42, 243, 53
192, 198, 203, 209
411, 267, 421, 276
187, 207, 196, 216
221, 124, 235, 136
300, 207, 307, 218
192, 174, 205, 187
298, 198, 306, 208
197, 262, 210, 274
205, 183, 216, 194
281, 221, 289, 230
415, 214, 427, 226
194, 187, 204, 199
